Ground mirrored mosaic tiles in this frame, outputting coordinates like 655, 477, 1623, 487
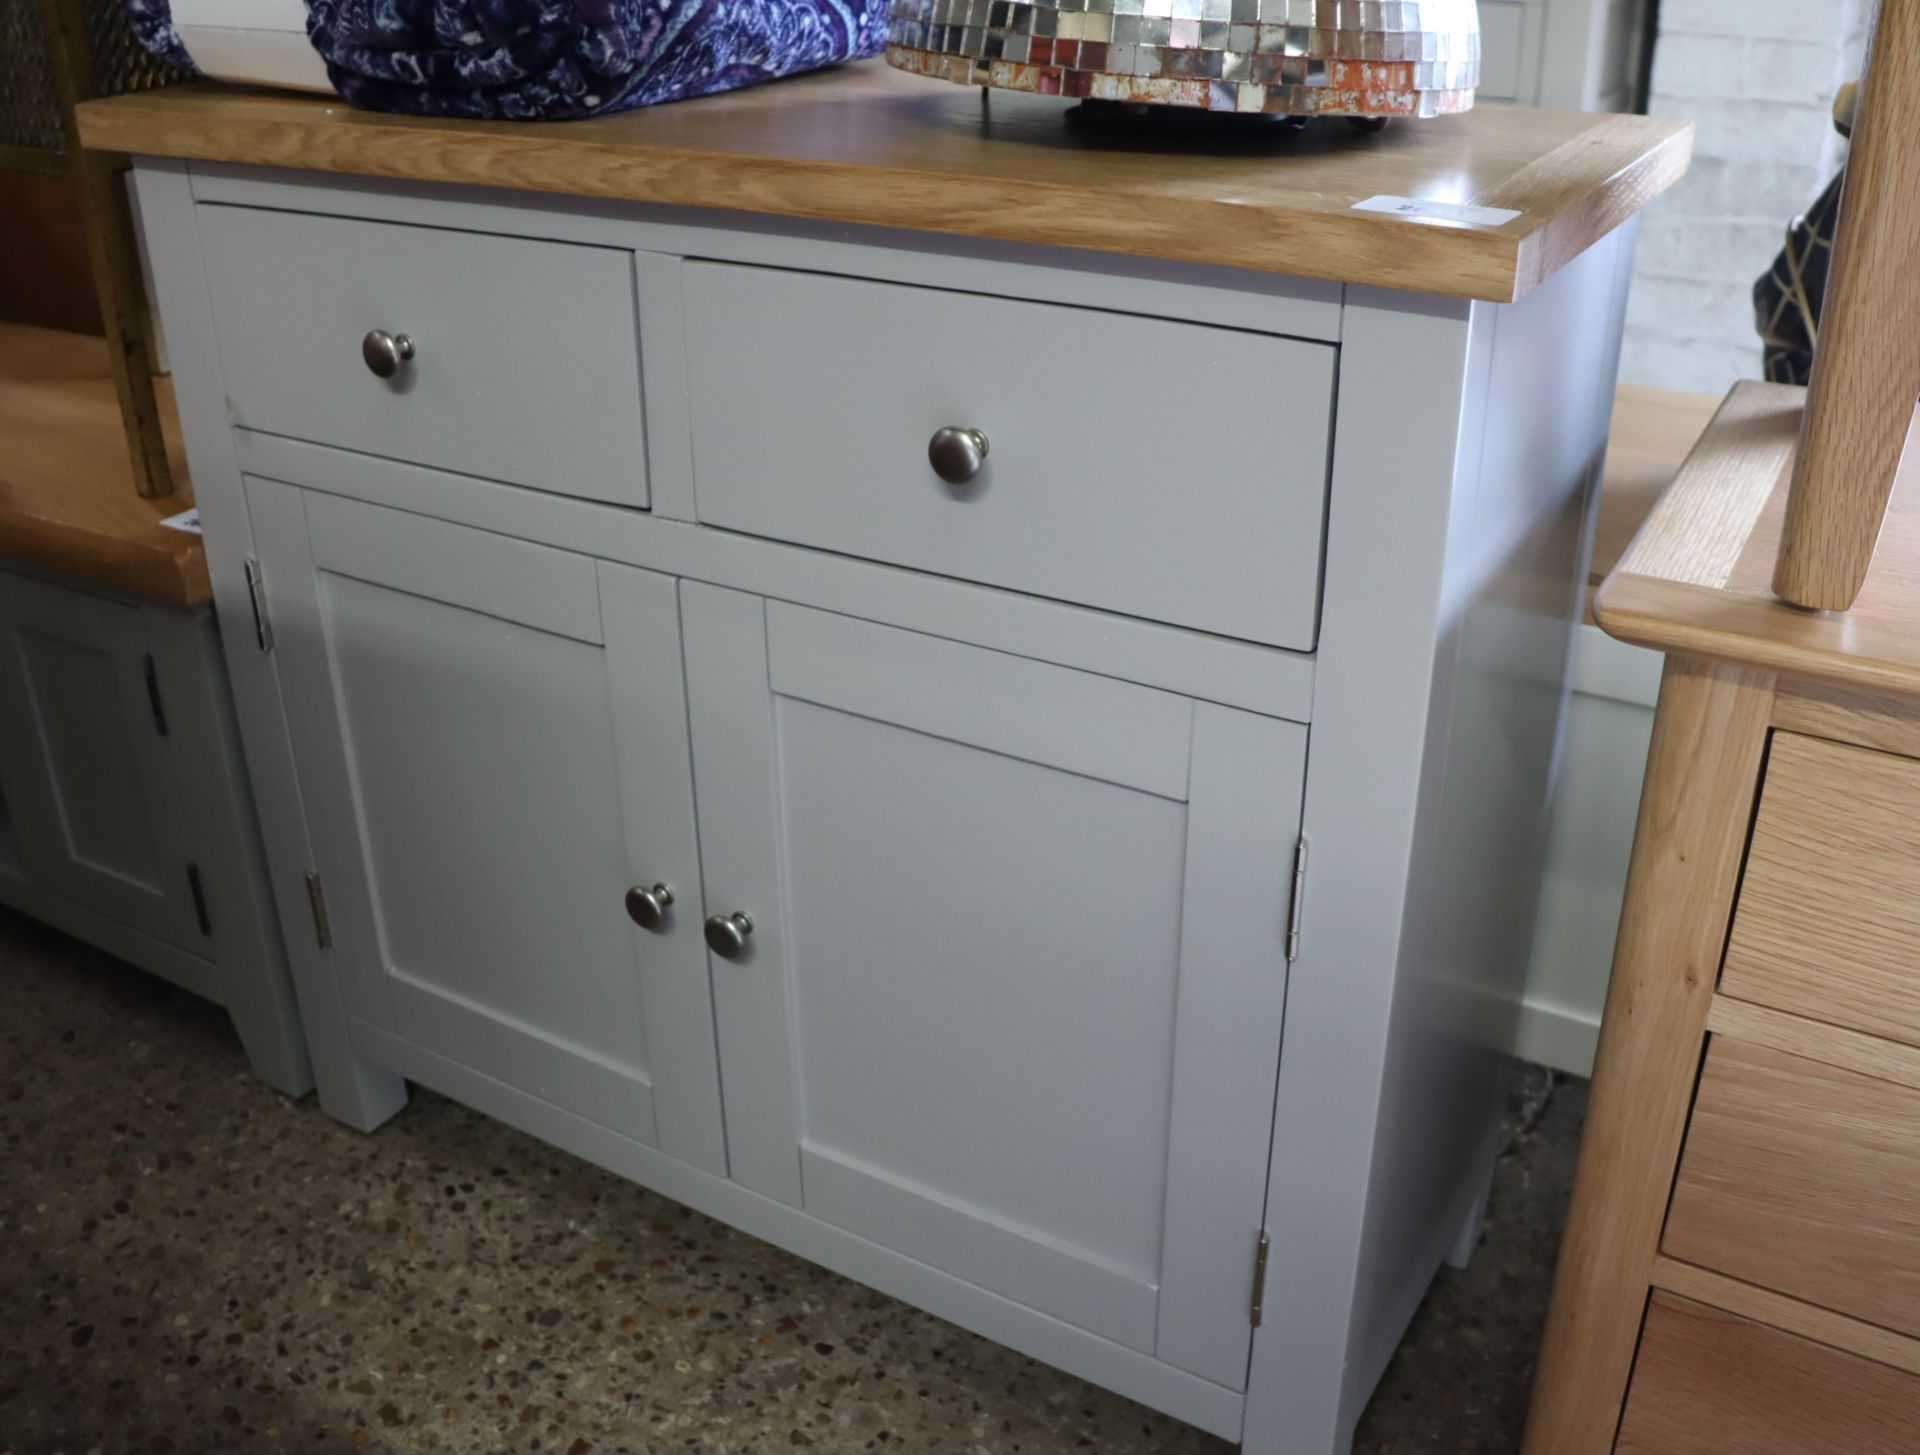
887, 0, 1479, 115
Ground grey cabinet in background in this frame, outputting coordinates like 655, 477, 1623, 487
0, 561, 310, 1095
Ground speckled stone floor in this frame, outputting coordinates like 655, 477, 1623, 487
0, 907, 1586, 1454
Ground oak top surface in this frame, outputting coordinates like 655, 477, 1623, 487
75, 61, 1690, 302
1596, 380, 1920, 699
0, 323, 207, 609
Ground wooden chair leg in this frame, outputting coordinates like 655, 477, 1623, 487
1773, 0, 1920, 611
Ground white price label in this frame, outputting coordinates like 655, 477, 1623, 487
1352, 194, 1523, 228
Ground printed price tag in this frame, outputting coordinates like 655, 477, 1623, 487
1353, 195, 1523, 228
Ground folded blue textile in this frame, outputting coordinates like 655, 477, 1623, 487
123, 0, 886, 119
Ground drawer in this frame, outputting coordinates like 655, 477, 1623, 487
1618, 1293, 1920, 1455
682, 263, 1334, 649
1664, 1037, 1920, 1339
1723, 732, 1920, 1048
1476, 1, 1529, 102
198, 205, 648, 506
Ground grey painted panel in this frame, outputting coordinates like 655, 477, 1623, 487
0, 573, 201, 948
135, 160, 408, 1133
774, 696, 1187, 1292
765, 600, 1194, 800
678, 581, 804, 1206
235, 430, 1317, 722
599, 560, 727, 1175
683, 262, 1334, 648
198, 203, 648, 505
1154, 704, 1306, 1388
800, 1144, 1161, 1355
302, 489, 604, 644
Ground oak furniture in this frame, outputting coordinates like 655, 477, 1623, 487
0, 320, 311, 1093
1525, 381, 1920, 1452
80, 64, 1687, 1454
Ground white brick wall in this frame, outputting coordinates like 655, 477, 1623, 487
1619, 0, 1872, 392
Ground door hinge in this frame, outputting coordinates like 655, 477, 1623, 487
305, 870, 333, 950
185, 862, 212, 937
1285, 836, 1308, 964
143, 654, 169, 737
243, 557, 273, 652
1249, 1230, 1271, 1327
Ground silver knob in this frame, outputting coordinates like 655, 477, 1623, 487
624, 882, 674, 931
928, 427, 990, 485
362, 329, 416, 379
704, 911, 754, 959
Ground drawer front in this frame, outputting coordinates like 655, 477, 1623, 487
199, 205, 648, 506
1664, 1037, 1920, 1339
683, 262, 1334, 649
1618, 1293, 1920, 1455
1723, 732, 1920, 1048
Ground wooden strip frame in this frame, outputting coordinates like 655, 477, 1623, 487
1523, 657, 1776, 1454
33, 0, 177, 500
1652, 1256, 1920, 1381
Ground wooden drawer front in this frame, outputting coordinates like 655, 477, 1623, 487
683, 262, 1334, 649
1664, 1037, 1920, 1338
1618, 1293, 1920, 1455
1723, 732, 1920, 1048
199, 205, 648, 506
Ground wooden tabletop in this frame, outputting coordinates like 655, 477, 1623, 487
0, 323, 209, 609
1596, 381, 1920, 699
75, 61, 1690, 302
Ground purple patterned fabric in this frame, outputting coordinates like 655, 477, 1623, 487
122, 0, 885, 119
124, 0, 202, 75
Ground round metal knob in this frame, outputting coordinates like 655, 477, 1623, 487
624, 882, 674, 931
928, 427, 990, 485
362, 329, 416, 379
704, 911, 754, 959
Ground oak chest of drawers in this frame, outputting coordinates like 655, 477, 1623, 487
83, 62, 1688, 1455
1529, 383, 1920, 1454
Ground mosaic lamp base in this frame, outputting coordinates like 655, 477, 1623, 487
886, 0, 1480, 118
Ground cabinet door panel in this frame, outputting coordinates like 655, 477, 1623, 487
684, 584, 1303, 1384
250, 481, 722, 1169
0, 573, 202, 948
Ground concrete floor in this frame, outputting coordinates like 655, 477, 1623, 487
0, 907, 1585, 1454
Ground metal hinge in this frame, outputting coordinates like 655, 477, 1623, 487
1285, 836, 1308, 964
1249, 1230, 1271, 1327
305, 870, 333, 950
143, 654, 169, 737
185, 862, 211, 937
243, 557, 273, 652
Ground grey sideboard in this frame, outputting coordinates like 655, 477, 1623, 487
89, 63, 1690, 1455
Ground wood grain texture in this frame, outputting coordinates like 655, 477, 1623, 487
1722, 732, 1920, 1051
1521, 657, 1774, 1455
1707, 995, 1920, 1098
1617, 1293, 1920, 1455
37, 0, 177, 501
0, 323, 205, 606
1590, 384, 1722, 595
1774, 0, 1920, 611
72, 63, 1692, 303
1598, 382, 1920, 697
1653, 1256, 1920, 1382
1773, 681, 1920, 759
1664, 1036, 1920, 1343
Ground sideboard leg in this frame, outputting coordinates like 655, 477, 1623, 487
1444, 1159, 1494, 1272
1522, 658, 1775, 1453
312, 1045, 409, 1134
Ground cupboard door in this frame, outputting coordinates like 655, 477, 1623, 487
247, 481, 723, 1172
0, 572, 204, 949
682, 585, 1304, 1387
